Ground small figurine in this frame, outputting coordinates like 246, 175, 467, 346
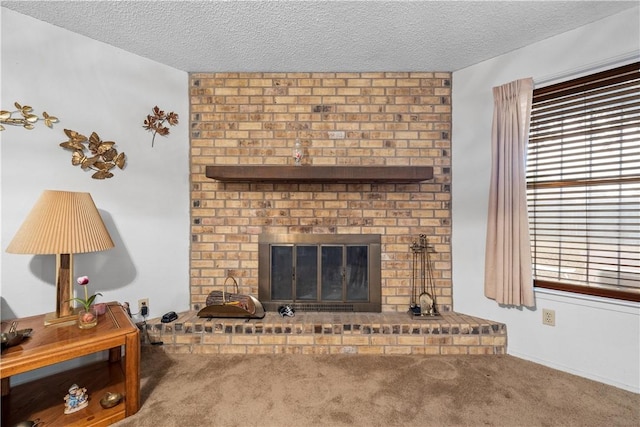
64, 383, 89, 414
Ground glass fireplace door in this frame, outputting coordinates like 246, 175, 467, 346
346, 245, 368, 301
259, 234, 381, 312
295, 245, 318, 301
321, 245, 343, 301
270, 244, 370, 303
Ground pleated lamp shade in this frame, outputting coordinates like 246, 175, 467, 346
6, 190, 114, 324
6, 190, 114, 254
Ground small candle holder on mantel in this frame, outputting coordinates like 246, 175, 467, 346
293, 139, 303, 166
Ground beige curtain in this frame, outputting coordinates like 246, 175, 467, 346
484, 78, 535, 307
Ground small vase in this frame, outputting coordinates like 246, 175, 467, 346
78, 307, 98, 329
293, 139, 303, 166
93, 303, 107, 315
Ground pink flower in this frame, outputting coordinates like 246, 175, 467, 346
69, 275, 101, 312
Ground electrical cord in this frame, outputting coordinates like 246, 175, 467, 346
140, 318, 163, 346
122, 302, 163, 346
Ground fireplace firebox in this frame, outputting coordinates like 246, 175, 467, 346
258, 234, 381, 312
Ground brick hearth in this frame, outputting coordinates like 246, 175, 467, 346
143, 311, 506, 355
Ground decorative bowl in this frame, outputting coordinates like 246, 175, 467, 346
1, 328, 33, 350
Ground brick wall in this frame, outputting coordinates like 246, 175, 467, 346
189, 72, 452, 313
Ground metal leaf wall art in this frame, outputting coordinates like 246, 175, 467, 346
60, 129, 126, 179
0, 102, 58, 131
143, 106, 179, 147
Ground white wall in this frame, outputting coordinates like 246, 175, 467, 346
452, 7, 640, 393
1, 8, 190, 323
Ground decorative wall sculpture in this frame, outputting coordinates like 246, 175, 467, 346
0, 102, 58, 131
143, 106, 179, 147
60, 129, 126, 179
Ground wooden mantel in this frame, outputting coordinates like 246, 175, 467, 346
205, 165, 433, 183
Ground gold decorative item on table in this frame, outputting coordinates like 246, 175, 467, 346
0, 101, 58, 131
59, 129, 126, 179
143, 105, 179, 147
11, 419, 44, 427
5, 190, 115, 325
1, 321, 33, 350
100, 392, 123, 409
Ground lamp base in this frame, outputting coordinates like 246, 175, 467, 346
43, 311, 78, 326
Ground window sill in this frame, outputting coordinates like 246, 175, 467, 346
534, 280, 640, 303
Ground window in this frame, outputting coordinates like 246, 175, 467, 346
527, 62, 640, 301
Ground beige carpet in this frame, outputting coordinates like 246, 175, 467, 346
112, 347, 639, 427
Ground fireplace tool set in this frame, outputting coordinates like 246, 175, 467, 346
409, 234, 440, 318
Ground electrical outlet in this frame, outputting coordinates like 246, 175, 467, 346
542, 308, 555, 326
138, 298, 149, 316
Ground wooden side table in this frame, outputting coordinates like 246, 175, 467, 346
0, 302, 140, 427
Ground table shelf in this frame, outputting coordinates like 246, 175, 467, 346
4, 360, 127, 427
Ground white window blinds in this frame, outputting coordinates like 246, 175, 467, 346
527, 62, 640, 298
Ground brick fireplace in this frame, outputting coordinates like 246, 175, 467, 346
170, 72, 506, 356
189, 72, 453, 314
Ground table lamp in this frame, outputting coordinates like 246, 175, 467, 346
6, 190, 114, 325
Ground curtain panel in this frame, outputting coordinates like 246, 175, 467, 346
484, 78, 535, 307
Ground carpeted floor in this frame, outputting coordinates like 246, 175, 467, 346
111, 347, 639, 427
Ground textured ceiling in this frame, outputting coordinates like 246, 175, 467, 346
2, 1, 638, 72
